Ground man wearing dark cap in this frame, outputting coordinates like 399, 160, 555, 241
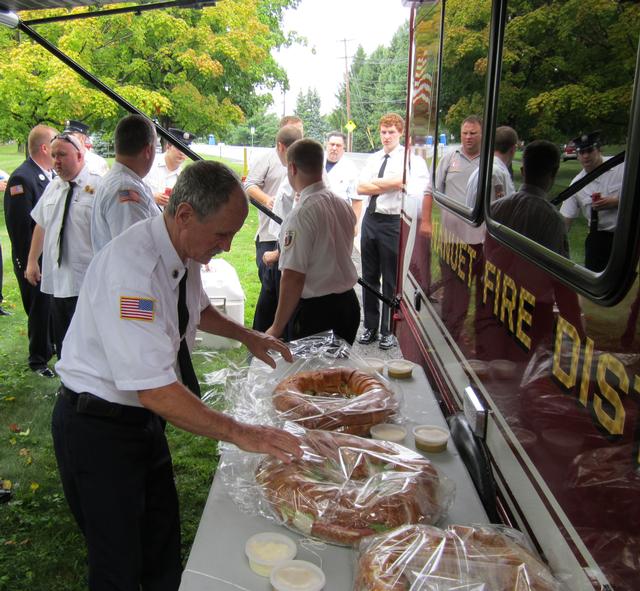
64, 120, 109, 176
144, 128, 195, 208
560, 131, 623, 272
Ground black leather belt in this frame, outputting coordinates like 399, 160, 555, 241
59, 385, 152, 424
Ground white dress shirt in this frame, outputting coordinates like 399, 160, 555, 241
560, 161, 624, 232
359, 145, 405, 215
144, 154, 182, 196
326, 156, 360, 203
56, 214, 210, 407
31, 164, 101, 298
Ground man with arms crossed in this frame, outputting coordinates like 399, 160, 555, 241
357, 113, 406, 350
53, 161, 302, 590
245, 115, 303, 331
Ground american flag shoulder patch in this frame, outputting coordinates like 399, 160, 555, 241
10, 184, 24, 196
120, 296, 155, 322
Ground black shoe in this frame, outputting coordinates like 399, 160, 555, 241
358, 329, 378, 345
379, 334, 397, 350
32, 367, 55, 378
0, 306, 11, 316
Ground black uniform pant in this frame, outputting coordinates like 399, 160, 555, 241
13, 259, 53, 369
360, 212, 400, 336
52, 387, 182, 591
52, 295, 78, 358
290, 288, 360, 345
585, 230, 614, 273
252, 239, 279, 331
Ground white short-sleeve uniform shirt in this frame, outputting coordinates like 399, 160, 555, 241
326, 156, 360, 203
279, 181, 357, 299
144, 154, 183, 196
560, 162, 623, 232
56, 214, 210, 407
92, 161, 160, 252
31, 164, 101, 298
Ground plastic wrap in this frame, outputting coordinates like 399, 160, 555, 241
273, 367, 398, 435
223, 333, 403, 435
353, 524, 563, 591
220, 425, 455, 547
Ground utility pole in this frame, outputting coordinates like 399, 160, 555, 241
340, 38, 353, 152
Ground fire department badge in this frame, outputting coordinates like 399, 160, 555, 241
284, 230, 295, 249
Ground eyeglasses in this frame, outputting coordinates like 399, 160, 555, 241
51, 133, 82, 151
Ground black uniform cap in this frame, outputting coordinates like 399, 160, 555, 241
64, 120, 90, 136
572, 130, 601, 152
168, 128, 195, 145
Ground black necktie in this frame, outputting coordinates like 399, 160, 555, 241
367, 154, 390, 215
177, 269, 201, 398
57, 181, 75, 266
590, 207, 599, 232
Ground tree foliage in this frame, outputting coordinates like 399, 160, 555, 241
438, 0, 639, 142
0, 0, 299, 143
328, 23, 409, 152
226, 108, 280, 146
294, 88, 327, 142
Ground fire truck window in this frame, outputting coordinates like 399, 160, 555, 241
487, 1, 634, 277
432, 1, 490, 218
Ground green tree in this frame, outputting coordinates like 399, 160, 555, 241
294, 88, 327, 142
0, 0, 300, 142
438, 0, 639, 142
329, 23, 409, 152
226, 109, 280, 146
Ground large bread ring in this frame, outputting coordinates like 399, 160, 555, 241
255, 430, 446, 546
354, 524, 561, 591
272, 368, 397, 433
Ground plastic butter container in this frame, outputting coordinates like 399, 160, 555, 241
387, 359, 414, 379
413, 425, 449, 453
245, 532, 297, 577
370, 423, 407, 443
361, 357, 386, 374
270, 560, 326, 591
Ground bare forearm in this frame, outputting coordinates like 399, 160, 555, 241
357, 177, 403, 195
246, 185, 273, 208
139, 384, 302, 462
139, 383, 237, 439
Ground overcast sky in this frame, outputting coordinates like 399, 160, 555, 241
267, 0, 410, 117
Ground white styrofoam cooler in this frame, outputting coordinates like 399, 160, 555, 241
197, 259, 245, 349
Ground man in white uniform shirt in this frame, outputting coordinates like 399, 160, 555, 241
26, 132, 101, 358
324, 131, 361, 216
267, 139, 360, 344
64, 120, 109, 177
53, 160, 302, 590
560, 131, 623, 272
430, 115, 483, 343
357, 113, 406, 350
465, 126, 518, 207
91, 114, 160, 252
245, 116, 304, 331
144, 127, 196, 208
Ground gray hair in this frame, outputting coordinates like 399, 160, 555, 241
166, 160, 245, 219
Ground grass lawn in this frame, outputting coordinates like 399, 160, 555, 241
0, 144, 261, 590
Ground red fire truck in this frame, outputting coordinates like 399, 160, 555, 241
398, 1, 639, 589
